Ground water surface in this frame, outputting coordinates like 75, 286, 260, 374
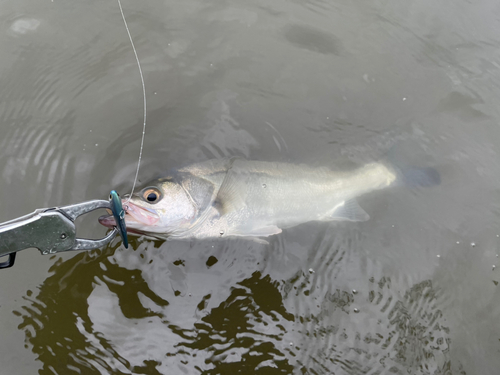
1, 0, 500, 374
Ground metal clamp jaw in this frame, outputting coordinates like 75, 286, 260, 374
0, 200, 118, 269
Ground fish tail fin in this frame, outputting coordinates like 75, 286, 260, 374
384, 148, 441, 188
395, 165, 441, 187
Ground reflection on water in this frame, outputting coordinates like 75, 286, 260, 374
15, 228, 467, 374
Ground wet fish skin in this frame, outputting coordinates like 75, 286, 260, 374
100, 158, 403, 240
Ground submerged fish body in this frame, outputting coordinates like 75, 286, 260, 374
99, 158, 414, 240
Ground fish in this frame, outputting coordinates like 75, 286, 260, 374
98, 158, 439, 241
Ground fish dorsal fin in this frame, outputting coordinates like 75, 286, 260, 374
329, 199, 370, 222
214, 158, 248, 215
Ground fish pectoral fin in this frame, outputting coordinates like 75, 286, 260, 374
326, 199, 370, 222
214, 159, 248, 215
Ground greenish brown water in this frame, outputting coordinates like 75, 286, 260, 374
2, 0, 500, 374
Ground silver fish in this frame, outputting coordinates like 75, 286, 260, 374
99, 158, 436, 241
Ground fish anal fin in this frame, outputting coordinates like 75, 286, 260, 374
326, 199, 370, 222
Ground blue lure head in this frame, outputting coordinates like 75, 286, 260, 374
109, 190, 129, 248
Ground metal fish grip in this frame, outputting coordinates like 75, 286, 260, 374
0, 200, 120, 268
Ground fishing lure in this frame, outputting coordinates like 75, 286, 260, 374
109, 190, 128, 248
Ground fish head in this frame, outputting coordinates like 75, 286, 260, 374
99, 177, 198, 238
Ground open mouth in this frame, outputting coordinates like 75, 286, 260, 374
98, 210, 117, 228
98, 201, 160, 229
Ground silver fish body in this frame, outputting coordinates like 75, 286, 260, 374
100, 158, 399, 240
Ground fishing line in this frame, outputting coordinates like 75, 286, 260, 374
117, 0, 147, 202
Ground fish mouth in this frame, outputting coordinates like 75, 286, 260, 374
98, 210, 117, 228
98, 201, 160, 231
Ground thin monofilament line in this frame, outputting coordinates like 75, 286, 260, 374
117, 0, 146, 202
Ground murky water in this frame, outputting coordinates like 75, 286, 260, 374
1, 0, 500, 373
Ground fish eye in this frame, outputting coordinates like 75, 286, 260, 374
142, 188, 161, 203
